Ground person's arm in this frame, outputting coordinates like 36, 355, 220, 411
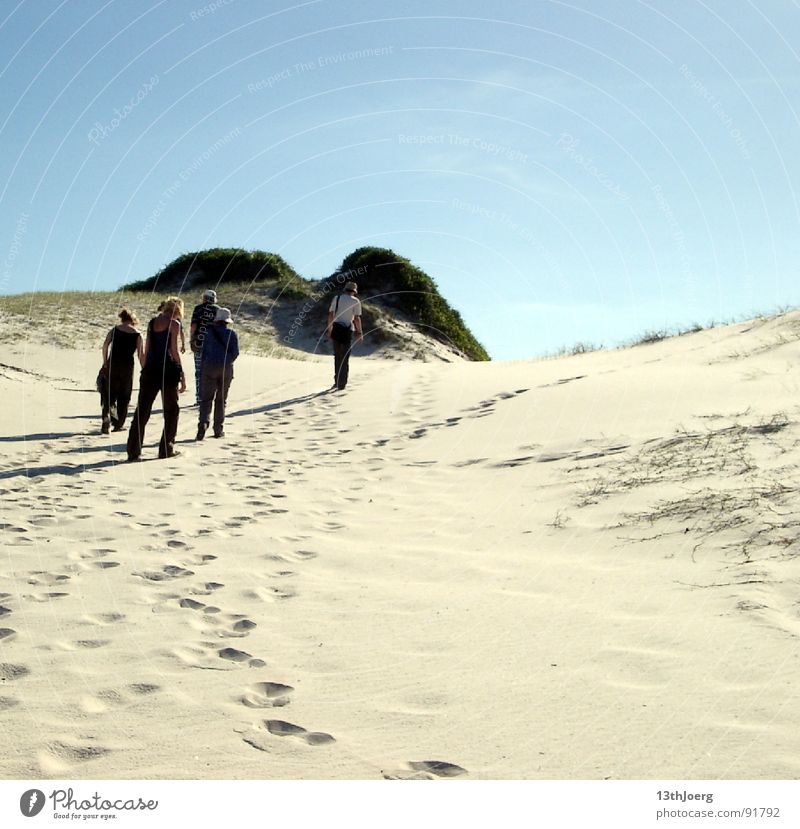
142, 327, 150, 366
229, 330, 239, 362
136, 332, 145, 367
169, 321, 187, 393
326, 310, 334, 339
102, 329, 112, 363
179, 323, 186, 354
354, 314, 363, 343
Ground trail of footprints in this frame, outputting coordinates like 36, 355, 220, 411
0, 383, 469, 777
353, 387, 531, 456
134, 509, 334, 749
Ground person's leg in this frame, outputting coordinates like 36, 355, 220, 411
100, 389, 110, 433
115, 376, 132, 430
213, 367, 232, 436
106, 372, 118, 430
334, 339, 351, 389
340, 344, 351, 389
158, 380, 180, 458
197, 364, 214, 440
126, 370, 158, 459
194, 351, 203, 405
110, 366, 132, 430
333, 339, 350, 389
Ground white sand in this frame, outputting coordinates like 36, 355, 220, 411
1, 313, 800, 779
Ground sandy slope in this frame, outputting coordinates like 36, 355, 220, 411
1, 313, 800, 779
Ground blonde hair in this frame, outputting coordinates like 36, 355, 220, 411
160, 297, 184, 321
118, 308, 138, 326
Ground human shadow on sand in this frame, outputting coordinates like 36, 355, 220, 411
226, 389, 332, 419
0, 431, 85, 442
0, 458, 122, 480
60, 436, 196, 456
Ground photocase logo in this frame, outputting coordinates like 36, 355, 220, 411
19, 789, 46, 817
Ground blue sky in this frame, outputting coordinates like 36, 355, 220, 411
1, 0, 798, 359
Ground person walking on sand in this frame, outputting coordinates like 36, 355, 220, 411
159, 300, 187, 354
327, 281, 363, 391
196, 308, 239, 441
190, 289, 219, 405
126, 297, 187, 461
100, 309, 144, 434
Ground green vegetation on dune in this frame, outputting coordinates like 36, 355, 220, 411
122, 245, 489, 360
334, 247, 489, 361
0, 289, 302, 359
123, 248, 313, 301
0, 290, 168, 349
3, 247, 489, 361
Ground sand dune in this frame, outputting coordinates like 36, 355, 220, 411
1, 312, 800, 779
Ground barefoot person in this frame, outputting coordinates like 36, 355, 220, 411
100, 309, 144, 434
126, 297, 187, 461
326, 281, 363, 391
196, 308, 239, 440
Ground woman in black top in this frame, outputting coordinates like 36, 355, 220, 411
126, 297, 187, 461
101, 309, 144, 434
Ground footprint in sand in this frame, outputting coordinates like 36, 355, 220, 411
187, 610, 256, 639
0, 662, 30, 681
0, 606, 12, 618
382, 760, 468, 779
25, 572, 70, 586
243, 720, 335, 751
82, 612, 126, 626
80, 689, 125, 713
24, 592, 69, 602
218, 647, 255, 663
59, 640, 110, 651
179, 598, 215, 611
191, 582, 225, 595
39, 740, 111, 773
232, 619, 257, 633
128, 682, 160, 695
171, 644, 265, 670
0, 524, 29, 534
187, 555, 217, 567
80, 682, 160, 714
73, 548, 115, 561
0, 628, 17, 641
242, 586, 296, 603
0, 695, 19, 709
28, 515, 59, 526
5, 535, 33, 547
133, 565, 195, 582
240, 682, 294, 708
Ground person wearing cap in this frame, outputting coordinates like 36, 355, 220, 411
190, 289, 220, 404
327, 281, 363, 391
196, 307, 239, 440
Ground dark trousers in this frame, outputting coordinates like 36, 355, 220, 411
333, 337, 352, 390
101, 364, 134, 430
126, 368, 180, 459
198, 363, 233, 435
194, 351, 203, 404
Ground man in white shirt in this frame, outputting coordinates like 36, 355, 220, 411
327, 281, 363, 390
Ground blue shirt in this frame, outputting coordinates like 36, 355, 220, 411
201, 324, 239, 368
